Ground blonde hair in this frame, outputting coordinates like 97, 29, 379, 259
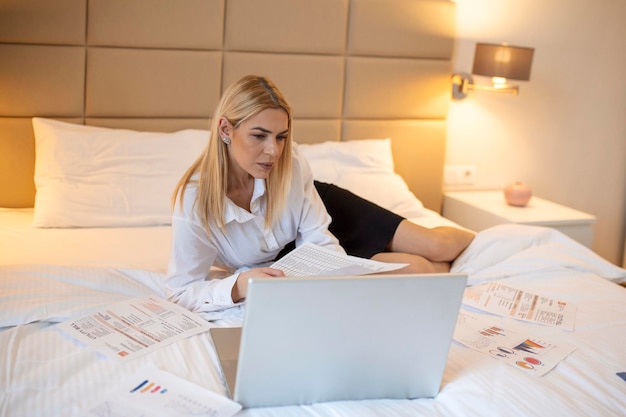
173, 75, 293, 232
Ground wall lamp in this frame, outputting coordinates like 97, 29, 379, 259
452, 42, 535, 99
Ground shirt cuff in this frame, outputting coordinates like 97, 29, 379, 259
213, 273, 239, 306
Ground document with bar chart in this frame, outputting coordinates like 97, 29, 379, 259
82, 366, 241, 417
453, 310, 576, 377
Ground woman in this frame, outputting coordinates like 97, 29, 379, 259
167, 75, 342, 319
167, 75, 473, 319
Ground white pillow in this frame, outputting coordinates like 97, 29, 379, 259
32, 118, 208, 227
297, 139, 425, 218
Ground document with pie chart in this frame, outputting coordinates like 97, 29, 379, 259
453, 310, 576, 377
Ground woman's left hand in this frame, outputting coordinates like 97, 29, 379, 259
231, 267, 285, 302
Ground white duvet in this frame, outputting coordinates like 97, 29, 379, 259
1, 224, 625, 417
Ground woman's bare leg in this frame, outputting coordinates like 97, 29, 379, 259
386, 220, 474, 263
371, 220, 474, 273
371, 252, 451, 273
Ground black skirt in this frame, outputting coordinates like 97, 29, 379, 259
275, 181, 404, 260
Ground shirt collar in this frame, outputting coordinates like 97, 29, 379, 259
223, 178, 267, 224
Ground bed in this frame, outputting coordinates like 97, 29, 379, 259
1, 1, 626, 416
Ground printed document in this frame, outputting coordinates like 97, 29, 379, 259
454, 310, 576, 377
463, 281, 576, 330
82, 366, 241, 417
271, 242, 408, 277
57, 296, 213, 361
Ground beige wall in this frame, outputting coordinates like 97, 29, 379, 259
447, 0, 626, 265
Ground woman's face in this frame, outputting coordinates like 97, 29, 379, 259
223, 108, 289, 180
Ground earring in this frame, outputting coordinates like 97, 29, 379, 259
221, 136, 231, 145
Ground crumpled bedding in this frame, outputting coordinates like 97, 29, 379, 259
452, 224, 626, 285
0, 264, 165, 328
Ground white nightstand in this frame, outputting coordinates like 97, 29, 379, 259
443, 191, 596, 248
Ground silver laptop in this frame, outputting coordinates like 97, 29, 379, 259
210, 273, 467, 409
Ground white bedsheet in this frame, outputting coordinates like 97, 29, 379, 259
0, 208, 172, 272
1, 224, 625, 417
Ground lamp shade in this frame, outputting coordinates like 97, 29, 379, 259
472, 43, 534, 81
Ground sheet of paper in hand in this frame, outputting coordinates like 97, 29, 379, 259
270, 242, 407, 277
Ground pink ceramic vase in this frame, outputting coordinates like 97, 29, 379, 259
504, 181, 532, 207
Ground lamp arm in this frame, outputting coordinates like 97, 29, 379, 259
470, 84, 519, 95
452, 72, 520, 100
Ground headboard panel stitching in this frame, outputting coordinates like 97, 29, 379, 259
339, 0, 352, 140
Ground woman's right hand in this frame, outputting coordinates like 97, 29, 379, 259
231, 267, 285, 302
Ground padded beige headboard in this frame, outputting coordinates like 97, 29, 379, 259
0, 0, 455, 212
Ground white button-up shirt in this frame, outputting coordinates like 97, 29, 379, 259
166, 146, 343, 319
